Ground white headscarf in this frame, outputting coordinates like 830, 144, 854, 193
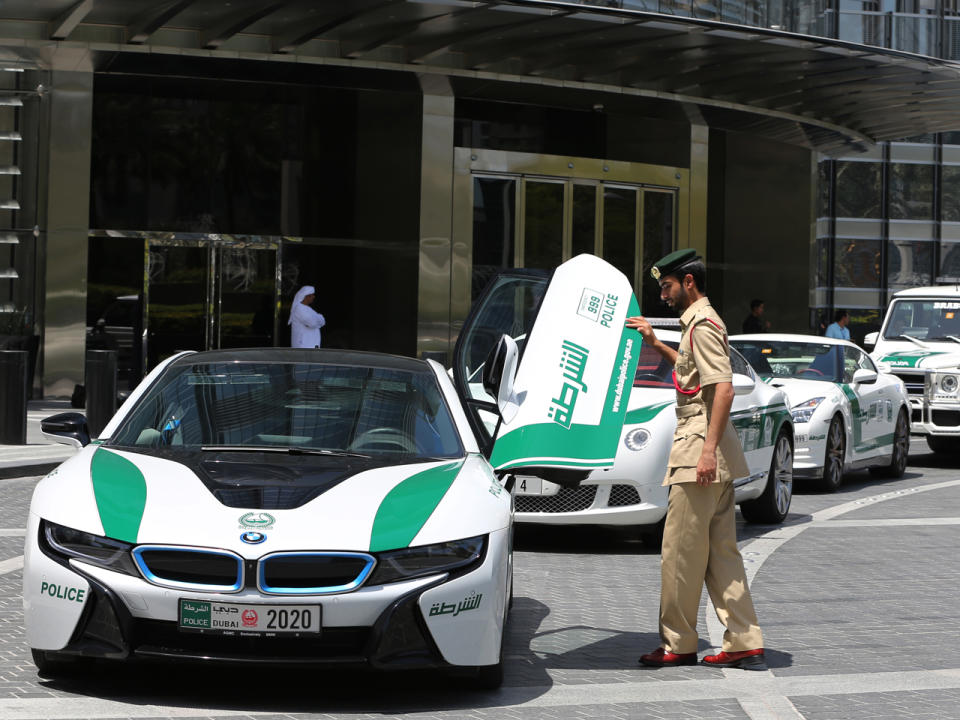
288, 286, 315, 325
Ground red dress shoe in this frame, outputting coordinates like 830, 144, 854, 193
701, 648, 767, 670
639, 647, 697, 667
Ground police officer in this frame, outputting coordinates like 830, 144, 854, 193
625, 249, 767, 671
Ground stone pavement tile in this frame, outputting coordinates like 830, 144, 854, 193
753, 525, 960, 677
0, 535, 25, 561
790, 689, 960, 719
840, 484, 960, 520
0, 475, 39, 529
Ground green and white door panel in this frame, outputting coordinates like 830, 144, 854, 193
454, 254, 641, 480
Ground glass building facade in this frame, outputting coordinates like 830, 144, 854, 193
566, 0, 960, 341
1, 0, 959, 396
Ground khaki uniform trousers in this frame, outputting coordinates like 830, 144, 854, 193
659, 480, 763, 654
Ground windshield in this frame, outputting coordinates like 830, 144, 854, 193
633, 340, 679, 388
882, 299, 960, 341
731, 340, 844, 383
109, 361, 464, 459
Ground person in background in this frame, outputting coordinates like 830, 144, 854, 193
825, 309, 851, 340
742, 299, 769, 334
289, 285, 326, 348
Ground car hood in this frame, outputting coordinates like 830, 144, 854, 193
873, 345, 960, 370
764, 376, 842, 406
29, 447, 509, 556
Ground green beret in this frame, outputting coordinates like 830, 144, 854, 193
650, 248, 701, 281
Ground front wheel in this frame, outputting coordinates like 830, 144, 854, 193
817, 416, 846, 492
741, 429, 793, 524
870, 409, 909, 478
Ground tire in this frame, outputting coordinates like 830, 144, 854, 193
926, 435, 959, 454
817, 415, 846, 492
741, 428, 793, 524
30, 649, 74, 678
870, 409, 909, 478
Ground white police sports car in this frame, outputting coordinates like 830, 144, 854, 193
730, 334, 910, 491
458, 276, 795, 544
26, 254, 640, 686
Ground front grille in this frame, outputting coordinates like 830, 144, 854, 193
133, 546, 243, 592
259, 552, 375, 594
894, 372, 926, 397
515, 485, 597, 513
932, 410, 960, 427
132, 618, 369, 663
608, 485, 641, 507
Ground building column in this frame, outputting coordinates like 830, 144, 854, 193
40, 50, 93, 397
686, 108, 709, 257
415, 73, 455, 364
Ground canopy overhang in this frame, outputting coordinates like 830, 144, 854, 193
1, 0, 959, 153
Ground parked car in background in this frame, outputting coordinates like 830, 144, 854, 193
457, 265, 796, 545
731, 334, 910, 491
864, 285, 960, 453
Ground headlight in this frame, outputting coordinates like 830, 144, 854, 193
40, 520, 139, 576
624, 427, 651, 451
940, 374, 958, 394
790, 397, 825, 424
368, 536, 485, 585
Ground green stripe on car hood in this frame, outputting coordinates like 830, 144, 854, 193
369, 460, 464, 552
90, 447, 147, 543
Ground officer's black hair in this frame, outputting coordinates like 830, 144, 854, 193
664, 260, 706, 292
834, 308, 849, 323
750, 298, 763, 311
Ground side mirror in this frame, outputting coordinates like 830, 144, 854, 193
732, 373, 756, 396
482, 334, 520, 423
853, 368, 878, 385
41, 412, 90, 448
863, 332, 878, 347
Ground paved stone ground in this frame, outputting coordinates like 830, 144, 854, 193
1, 439, 960, 719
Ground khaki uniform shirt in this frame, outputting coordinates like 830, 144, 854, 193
665, 297, 750, 486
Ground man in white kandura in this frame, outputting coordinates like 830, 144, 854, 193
289, 285, 326, 348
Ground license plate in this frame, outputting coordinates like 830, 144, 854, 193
178, 599, 321, 635
514, 476, 560, 496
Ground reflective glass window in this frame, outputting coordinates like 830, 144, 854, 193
641, 192, 675, 315
835, 161, 881, 218
817, 161, 832, 218
472, 177, 517, 302
889, 163, 934, 220
834, 238, 882, 288
523, 181, 564, 271
816, 237, 832, 287
940, 240, 960, 279
887, 239, 934, 290
942, 166, 960, 222
571, 184, 597, 257
602, 186, 638, 290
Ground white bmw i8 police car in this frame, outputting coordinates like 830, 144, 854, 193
730, 334, 910, 491
457, 275, 796, 544
26, 254, 641, 687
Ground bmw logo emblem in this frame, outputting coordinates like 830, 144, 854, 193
241, 531, 266, 544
